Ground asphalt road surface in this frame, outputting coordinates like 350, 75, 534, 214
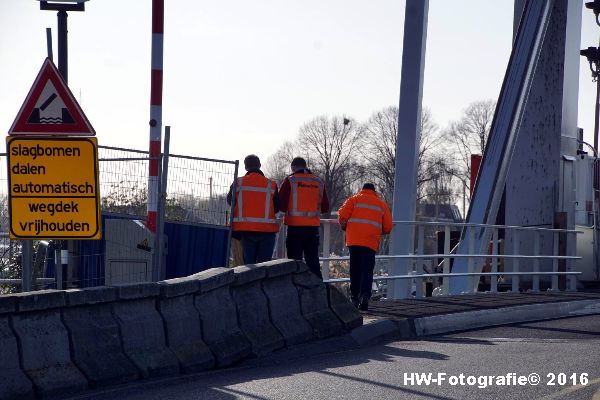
68, 314, 600, 400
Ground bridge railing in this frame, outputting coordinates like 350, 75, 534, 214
309, 219, 581, 297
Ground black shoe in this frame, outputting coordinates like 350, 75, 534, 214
351, 297, 359, 308
358, 297, 369, 311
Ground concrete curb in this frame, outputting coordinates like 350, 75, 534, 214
349, 298, 600, 345
412, 298, 600, 336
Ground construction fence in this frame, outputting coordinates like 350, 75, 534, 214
0, 144, 238, 293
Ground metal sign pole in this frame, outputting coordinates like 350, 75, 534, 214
157, 126, 171, 280
21, 241, 33, 292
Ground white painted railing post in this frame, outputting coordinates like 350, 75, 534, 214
491, 228, 498, 293
416, 225, 424, 298
533, 231, 540, 292
567, 231, 577, 292
512, 230, 520, 292
275, 221, 286, 259
322, 221, 331, 281
468, 228, 475, 293
442, 225, 451, 295
552, 231, 559, 291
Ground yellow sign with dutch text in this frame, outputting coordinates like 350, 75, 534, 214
7, 136, 101, 239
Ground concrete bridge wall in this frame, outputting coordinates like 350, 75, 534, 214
0, 259, 362, 399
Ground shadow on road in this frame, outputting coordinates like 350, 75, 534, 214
71, 339, 452, 400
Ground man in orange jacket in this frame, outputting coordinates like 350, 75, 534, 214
227, 154, 280, 265
279, 157, 329, 278
338, 183, 392, 311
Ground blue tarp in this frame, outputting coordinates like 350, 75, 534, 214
163, 221, 229, 279
47, 214, 230, 287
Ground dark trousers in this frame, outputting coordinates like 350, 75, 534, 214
240, 232, 276, 265
349, 246, 376, 300
286, 226, 322, 278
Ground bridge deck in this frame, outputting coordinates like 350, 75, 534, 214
363, 291, 600, 320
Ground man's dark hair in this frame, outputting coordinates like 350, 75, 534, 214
362, 183, 376, 191
291, 157, 307, 168
244, 154, 261, 171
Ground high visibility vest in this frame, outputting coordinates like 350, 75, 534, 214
339, 190, 391, 251
284, 172, 324, 226
232, 173, 279, 233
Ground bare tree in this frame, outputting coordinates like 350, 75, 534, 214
443, 99, 496, 212
421, 155, 460, 206
264, 141, 296, 184
297, 115, 363, 214
361, 106, 397, 203
362, 106, 442, 203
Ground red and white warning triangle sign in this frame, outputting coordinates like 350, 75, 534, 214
8, 58, 95, 136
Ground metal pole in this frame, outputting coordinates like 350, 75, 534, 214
154, 126, 170, 281
416, 225, 425, 298
512, 230, 520, 292
388, 0, 429, 299
57, 10, 68, 83
55, 9, 70, 287
46, 28, 53, 61
21, 241, 33, 292
147, 0, 164, 233
491, 228, 498, 293
468, 228, 475, 293
552, 232, 559, 290
322, 222, 331, 280
533, 231, 540, 292
595, 74, 600, 154
54, 248, 63, 290
442, 225, 450, 295
226, 161, 240, 266
153, 154, 162, 282
161, 126, 171, 279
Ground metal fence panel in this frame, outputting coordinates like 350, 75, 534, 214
0, 145, 237, 293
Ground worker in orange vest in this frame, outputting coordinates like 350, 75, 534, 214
338, 183, 392, 311
279, 157, 329, 278
227, 154, 280, 265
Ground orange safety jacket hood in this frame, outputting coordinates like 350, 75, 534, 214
284, 172, 324, 226
338, 189, 393, 251
233, 172, 279, 232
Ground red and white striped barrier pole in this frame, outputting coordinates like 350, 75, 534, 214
147, 0, 164, 233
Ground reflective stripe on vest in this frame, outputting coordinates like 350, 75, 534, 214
348, 218, 382, 229
234, 216, 278, 223
233, 176, 275, 224
355, 203, 383, 213
236, 186, 272, 193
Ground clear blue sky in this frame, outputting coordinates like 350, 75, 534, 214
0, 1, 597, 162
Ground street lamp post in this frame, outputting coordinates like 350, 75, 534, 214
582, 1, 600, 154
582, 1, 600, 284
580, 46, 600, 154
37, 0, 89, 290
38, 0, 89, 84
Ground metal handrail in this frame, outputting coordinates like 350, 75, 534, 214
324, 271, 581, 284
0, 278, 55, 285
320, 254, 580, 261
314, 217, 583, 296
318, 218, 583, 234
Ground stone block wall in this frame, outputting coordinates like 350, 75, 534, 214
0, 259, 362, 399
